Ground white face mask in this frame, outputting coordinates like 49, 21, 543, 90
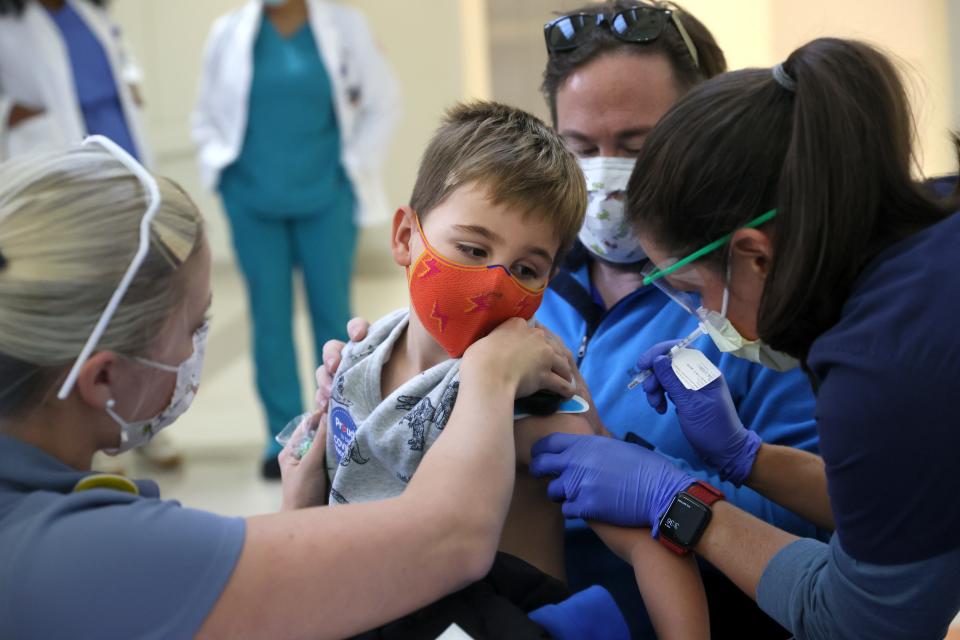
577, 157, 646, 264
104, 323, 209, 455
696, 288, 798, 372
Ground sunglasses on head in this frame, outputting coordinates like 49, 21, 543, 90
544, 4, 699, 69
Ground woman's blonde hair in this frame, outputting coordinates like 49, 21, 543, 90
0, 146, 204, 416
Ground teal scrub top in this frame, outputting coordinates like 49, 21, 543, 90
219, 17, 353, 217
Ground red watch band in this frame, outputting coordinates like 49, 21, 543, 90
658, 481, 725, 556
658, 533, 689, 555
687, 480, 725, 507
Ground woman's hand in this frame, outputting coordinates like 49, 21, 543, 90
279, 411, 329, 510
515, 412, 596, 467
315, 317, 370, 411
537, 327, 609, 437
463, 318, 575, 399
638, 341, 761, 485
569, 360, 610, 437
530, 433, 693, 533
8, 104, 44, 128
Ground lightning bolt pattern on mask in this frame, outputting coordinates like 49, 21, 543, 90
407, 217, 545, 357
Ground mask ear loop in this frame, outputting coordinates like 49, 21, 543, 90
57, 136, 161, 400
410, 211, 456, 267
104, 399, 131, 445
719, 246, 733, 318
720, 264, 731, 318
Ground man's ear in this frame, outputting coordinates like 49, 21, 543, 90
391, 206, 417, 268
73, 351, 119, 410
729, 228, 774, 279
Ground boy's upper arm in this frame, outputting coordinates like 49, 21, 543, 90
514, 413, 596, 466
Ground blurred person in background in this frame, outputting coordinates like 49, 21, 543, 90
193, 0, 399, 479
0, 0, 183, 469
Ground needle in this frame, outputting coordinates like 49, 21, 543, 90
626, 326, 705, 390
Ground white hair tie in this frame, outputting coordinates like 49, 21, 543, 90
772, 63, 797, 92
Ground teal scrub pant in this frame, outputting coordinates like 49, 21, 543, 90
221, 195, 357, 458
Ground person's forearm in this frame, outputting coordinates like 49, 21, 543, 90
630, 534, 709, 640
588, 522, 709, 640
694, 501, 799, 600
660, 451, 823, 539
746, 444, 834, 530
201, 372, 521, 639
407, 364, 520, 559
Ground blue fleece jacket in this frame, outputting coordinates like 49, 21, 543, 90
536, 245, 822, 537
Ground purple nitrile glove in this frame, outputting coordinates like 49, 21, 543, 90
530, 433, 694, 536
637, 340, 762, 486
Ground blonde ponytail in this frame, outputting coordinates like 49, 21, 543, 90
0, 147, 204, 416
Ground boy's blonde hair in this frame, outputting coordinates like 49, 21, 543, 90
410, 101, 586, 261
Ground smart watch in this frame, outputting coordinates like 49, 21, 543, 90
658, 481, 725, 555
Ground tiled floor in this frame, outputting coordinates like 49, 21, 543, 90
122, 263, 408, 515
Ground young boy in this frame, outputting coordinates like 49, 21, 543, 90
325, 102, 708, 638
325, 101, 584, 573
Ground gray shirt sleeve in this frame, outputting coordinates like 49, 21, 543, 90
757, 536, 960, 640
6, 492, 245, 639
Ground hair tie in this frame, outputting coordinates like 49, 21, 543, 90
772, 63, 797, 92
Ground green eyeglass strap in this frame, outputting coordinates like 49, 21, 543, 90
642, 208, 778, 286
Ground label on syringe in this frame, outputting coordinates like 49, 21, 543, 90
670, 348, 721, 390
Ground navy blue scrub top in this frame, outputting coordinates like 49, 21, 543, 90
807, 209, 960, 564
0, 434, 244, 638
47, 2, 139, 159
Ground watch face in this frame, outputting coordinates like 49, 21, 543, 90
659, 492, 712, 549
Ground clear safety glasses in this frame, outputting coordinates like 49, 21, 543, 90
544, 4, 699, 69
641, 208, 778, 288
641, 261, 701, 316
56, 135, 161, 400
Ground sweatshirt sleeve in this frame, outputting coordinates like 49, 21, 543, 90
757, 536, 960, 640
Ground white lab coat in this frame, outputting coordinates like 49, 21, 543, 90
0, 0, 150, 164
192, 0, 400, 227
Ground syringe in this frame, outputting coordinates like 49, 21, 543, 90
626, 325, 705, 390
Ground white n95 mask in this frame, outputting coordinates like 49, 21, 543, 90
578, 157, 646, 264
104, 322, 209, 455
696, 288, 798, 372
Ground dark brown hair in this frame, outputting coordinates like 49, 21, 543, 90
627, 37, 960, 360
409, 100, 587, 260
540, 1, 727, 124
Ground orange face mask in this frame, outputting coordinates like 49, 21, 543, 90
407, 218, 546, 358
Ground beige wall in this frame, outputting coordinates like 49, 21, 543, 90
948, 0, 960, 141
109, 0, 479, 273
947, 0, 960, 130
111, 0, 957, 274
489, 0, 957, 175
766, 0, 954, 175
